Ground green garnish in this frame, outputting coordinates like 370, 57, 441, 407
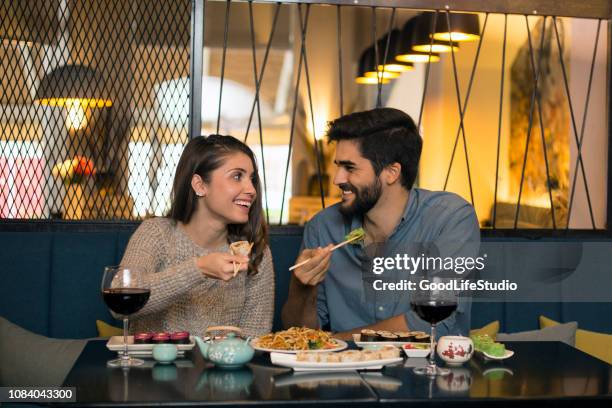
308, 339, 323, 349
345, 227, 365, 244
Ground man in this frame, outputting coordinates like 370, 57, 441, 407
281, 108, 480, 339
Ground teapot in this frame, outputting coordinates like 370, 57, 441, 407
195, 326, 254, 369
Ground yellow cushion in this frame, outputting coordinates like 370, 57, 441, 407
470, 320, 500, 340
96, 320, 122, 337
539, 315, 612, 364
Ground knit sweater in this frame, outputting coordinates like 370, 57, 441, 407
120, 217, 274, 338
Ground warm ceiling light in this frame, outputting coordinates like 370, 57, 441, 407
364, 70, 400, 79
34, 64, 112, 130
395, 19, 441, 63
355, 76, 391, 85
356, 46, 397, 85
431, 12, 480, 42
411, 12, 459, 54
396, 53, 440, 63
377, 62, 414, 73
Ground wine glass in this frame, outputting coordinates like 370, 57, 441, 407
410, 277, 458, 376
101, 266, 150, 367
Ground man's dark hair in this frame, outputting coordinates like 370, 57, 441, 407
326, 107, 423, 190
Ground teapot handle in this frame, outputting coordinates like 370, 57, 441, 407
205, 325, 243, 336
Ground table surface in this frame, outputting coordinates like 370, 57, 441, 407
62, 340, 611, 407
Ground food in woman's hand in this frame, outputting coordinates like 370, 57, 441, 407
230, 240, 254, 277
254, 327, 340, 351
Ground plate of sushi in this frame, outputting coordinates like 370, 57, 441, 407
270, 346, 403, 371
353, 329, 431, 347
470, 334, 514, 361
106, 332, 195, 356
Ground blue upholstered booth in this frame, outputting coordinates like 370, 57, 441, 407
1, 222, 611, 338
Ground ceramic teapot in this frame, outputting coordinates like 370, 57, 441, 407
195, 326, 254, 369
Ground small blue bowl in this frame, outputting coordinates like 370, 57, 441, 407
152, 344, 178, 364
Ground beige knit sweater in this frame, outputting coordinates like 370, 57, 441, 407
120, 217, 274, 338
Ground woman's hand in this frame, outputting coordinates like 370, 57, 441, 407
195, 252, 250, 281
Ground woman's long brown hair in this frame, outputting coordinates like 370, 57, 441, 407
168, 135, 268, 275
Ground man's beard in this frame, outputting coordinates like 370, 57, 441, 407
338, 179, 382, 217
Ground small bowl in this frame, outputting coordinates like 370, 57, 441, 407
152, 343, 178, 364
436, 336, 473, 366
402, 343, 431, 358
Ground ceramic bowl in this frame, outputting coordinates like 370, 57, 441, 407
436, 336, 473, 366
152, 343, 178, 364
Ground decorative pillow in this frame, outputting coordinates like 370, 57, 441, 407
540, 315, 612, 364
496, 321, 577, 346
96, 320, 122, 337
0, 316, 86, 387
470, 320, 500, 340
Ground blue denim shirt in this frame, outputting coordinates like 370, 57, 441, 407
302, 188, 480, 335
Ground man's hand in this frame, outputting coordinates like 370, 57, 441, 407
293, 244, 333, 286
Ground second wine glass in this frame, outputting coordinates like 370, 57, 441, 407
410, 277, 458, 376
101, 266, 150, 367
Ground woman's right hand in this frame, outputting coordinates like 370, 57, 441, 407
195, 252, 250, 281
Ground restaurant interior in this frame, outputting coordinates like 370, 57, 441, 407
0, 0, 611, 405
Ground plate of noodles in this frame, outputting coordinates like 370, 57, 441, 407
250, 327, 348, 354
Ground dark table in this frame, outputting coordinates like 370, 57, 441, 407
62, 340, 611, 407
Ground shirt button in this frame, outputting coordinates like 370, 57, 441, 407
378, 306, 384, 312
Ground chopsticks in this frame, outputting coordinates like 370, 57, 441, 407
288, 234, 363, 271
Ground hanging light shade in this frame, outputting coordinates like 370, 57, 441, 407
375, 30, 415, 73
395, 18, 441, 63
431, 12, 480, 42
1, 3, 58, 45
411, 12, 459, 53
34, 64, 112, 108
355, 47, 394, 84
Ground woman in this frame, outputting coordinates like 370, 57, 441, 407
121, 135, 274, 337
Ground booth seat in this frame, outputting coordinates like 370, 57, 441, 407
1, 222, 611, 339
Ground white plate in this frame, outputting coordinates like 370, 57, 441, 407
270, 352, 403, 371
401, 344, 431, 358
353, 334, 429, 348
250, 338, 348, 354
106, 336, 196, 356
477, 349, 514, 361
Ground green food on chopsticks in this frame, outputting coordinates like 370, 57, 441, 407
344, 228, 365, 244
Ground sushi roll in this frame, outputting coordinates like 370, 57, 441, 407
379, 346, 400, 359
170, 331, 190, 344
361, 350, 380, 361
378, 333, 399, 342
394, 332, 413, 342
134, 332, 153, 344
360, 329, 378, 342
339, 350, 363, 362
413, 333, 430, 343
324, 353, 341, 363
296, 351, 320, 362
152, 333, 170, 344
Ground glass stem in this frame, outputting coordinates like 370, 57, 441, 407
429, 324, 436, 368
122, 317, 129, 363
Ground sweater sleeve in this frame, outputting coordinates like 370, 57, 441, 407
120, 219, 210, 317
239, 246, 275, 337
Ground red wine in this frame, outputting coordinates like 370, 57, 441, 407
411, 300, 457, 324
102, 288, 150, 316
